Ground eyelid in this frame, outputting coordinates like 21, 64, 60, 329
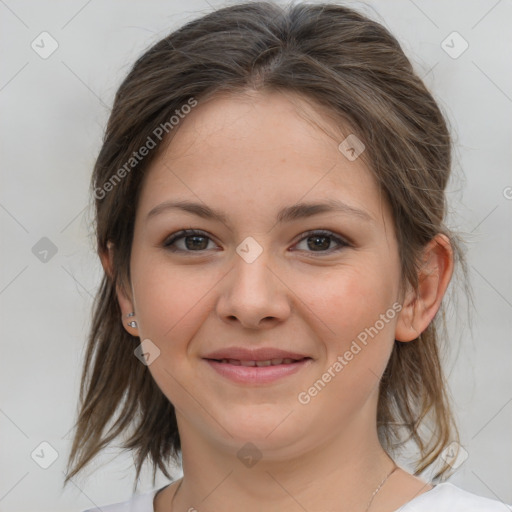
292, 229, 352, 249
163, 228, 351, 254
163, 229, 217, 249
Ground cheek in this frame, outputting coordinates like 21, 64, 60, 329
131, 255, 219, 352
130, 258, 217, 402
296, 262, 400, 396
297, 269, 399, 409
304, 263, 398, 340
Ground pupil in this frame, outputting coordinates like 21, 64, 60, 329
186, 236, 207, 250
308, 235, 330, 251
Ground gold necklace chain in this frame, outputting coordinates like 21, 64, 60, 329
365, 464, 399, 512
169, 464, 399, 512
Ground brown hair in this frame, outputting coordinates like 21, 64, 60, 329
64, 0, 469, 493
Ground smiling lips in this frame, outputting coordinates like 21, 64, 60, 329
203, 346, 313, 384
204, 346, 310, 361
215, 357, 305, 366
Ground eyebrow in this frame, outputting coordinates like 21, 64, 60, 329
146, 198, 373, 225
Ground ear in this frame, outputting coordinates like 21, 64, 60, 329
99, 241, 139, 336
395, 234, 454, 342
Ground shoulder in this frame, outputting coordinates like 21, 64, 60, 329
402, 482, 512, 511
80, 483, 511, 512
81, 487, 161, 512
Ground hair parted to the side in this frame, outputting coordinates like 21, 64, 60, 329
64, 0, 470, 494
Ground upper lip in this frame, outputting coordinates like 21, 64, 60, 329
203, 347, 311, 361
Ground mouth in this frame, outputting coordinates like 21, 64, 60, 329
206, 357, 310, 366
203, 356, 313, 384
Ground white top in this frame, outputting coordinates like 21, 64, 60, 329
82, 482, 512, 512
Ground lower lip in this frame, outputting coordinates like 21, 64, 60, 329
204, 358, 312, 384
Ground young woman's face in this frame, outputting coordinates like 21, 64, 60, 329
126, 90, 404, 458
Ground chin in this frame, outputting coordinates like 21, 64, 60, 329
218, 411, 306, 449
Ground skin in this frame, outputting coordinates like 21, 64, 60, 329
102, 89, 453, 512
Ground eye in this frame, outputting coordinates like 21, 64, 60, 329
293, 229, 350, 254
163, 229, 218, 253
163, 229, 350, 255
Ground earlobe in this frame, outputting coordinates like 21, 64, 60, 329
395, 234, 454, 343
99, 241, 139, 336
115, 278, 139, 336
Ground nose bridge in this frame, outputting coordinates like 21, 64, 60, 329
216, 235, 289, 327
230, 236, 275, 298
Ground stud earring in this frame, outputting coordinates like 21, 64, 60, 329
126, 312, 137, 328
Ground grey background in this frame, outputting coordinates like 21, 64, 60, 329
1, 0, 511, 510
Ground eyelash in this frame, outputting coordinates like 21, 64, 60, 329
162, 229, 350, 255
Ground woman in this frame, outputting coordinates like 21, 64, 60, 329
64, 2, 510, 511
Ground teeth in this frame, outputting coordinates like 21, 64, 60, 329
217, 358, 302, 366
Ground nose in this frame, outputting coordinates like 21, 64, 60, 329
215, 248, 291, 330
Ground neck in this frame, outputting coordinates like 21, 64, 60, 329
172, 412, 394, 512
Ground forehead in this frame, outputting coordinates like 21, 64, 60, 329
137, 89, 388, 226
160, 89, 359, 167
